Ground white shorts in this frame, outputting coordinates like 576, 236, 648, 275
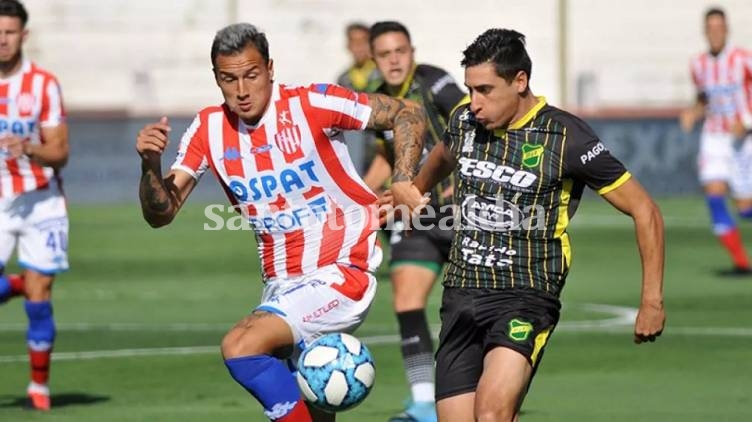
255, 264, 377, 348
698, 132, 752, 198
0, 181, 69, 274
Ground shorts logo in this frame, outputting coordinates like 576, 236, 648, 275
521, 143, 544, 168
508, 318, 533, 342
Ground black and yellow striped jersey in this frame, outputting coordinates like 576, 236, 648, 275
442, 97, 630, 296
376, 64, 465, 211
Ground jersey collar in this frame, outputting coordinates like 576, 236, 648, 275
493, 96, 547, 137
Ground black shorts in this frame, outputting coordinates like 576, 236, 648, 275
389, 218, 454, 270
435, 287, 561, 401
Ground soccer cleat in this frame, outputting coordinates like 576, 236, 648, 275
27, 382, 50, 411
388, 400, 437, 422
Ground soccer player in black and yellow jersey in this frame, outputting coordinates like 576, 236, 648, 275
412, 29, 666, 421
362, 21, 466, 422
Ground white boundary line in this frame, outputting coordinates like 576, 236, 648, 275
0, 304, 749, 363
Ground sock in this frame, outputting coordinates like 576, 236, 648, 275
0, 273, 24, 302
707, 195, 750, 268
397, 309, 435, 403
25, 301, 56, 385
225, 355, 312, 421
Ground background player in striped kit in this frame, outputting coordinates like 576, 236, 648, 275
361, 20, 465, 422
412, 28, 665, 421
680, 7, 752, 275
136, 23, 426, 422
0, 0, 69, 411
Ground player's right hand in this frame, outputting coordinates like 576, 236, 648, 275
136, 116, 171, 161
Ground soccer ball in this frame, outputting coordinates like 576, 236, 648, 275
296, 333, 375, 412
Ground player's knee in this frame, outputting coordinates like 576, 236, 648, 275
25, 301, 56, 347
475, 405, 516, 422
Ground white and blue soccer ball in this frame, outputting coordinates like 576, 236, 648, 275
296, 333, 375, 412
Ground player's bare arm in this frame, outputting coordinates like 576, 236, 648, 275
679, 93, 707, 133
601, 178, 666, 344
0, 124, 69, 170
137, 117, 197, 228
365, 93, 426, 211
414, 142, 457, 194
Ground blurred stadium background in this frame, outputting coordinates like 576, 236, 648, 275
1, 0, 752, 420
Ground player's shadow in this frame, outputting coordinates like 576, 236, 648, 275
0, 392, 110, 409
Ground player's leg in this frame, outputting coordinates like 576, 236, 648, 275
434, 287, 484, 422
473, 347, 531, 421
23, 270, 56, 411
698, 134, 750, 272
221, 308, 313, 422
17, 188, 69, 411
388, 224, 443, 422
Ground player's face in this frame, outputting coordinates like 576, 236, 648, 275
214, 45, 274, 126
347, 28, 371, 67
705, 14, 727, 54
0, 16, 26, 64
465, 62, 528, 130
371, 31, 414, 88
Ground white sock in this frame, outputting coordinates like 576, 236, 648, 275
27, 381, 49, 395
411, 382, 435, 403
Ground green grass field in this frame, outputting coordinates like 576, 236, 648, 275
1, 197, 751, 421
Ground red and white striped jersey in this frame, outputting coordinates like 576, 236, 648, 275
0, 59, 65, 198
690, 45, 752, 134
172, 82, 382, 281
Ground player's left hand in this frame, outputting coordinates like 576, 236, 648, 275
0, 135, 29, 159
633, 301, 665, 344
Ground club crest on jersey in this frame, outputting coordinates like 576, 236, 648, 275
274, 125, 302, 155
521, 143, 544, 168
508, 319, 533, 342
16, 93, 35, 115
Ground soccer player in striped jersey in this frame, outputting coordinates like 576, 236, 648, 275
0, 0, 69, 411
412, 29, 666, 421
362, 20, 465, 422
680, 7, 752, 275
136, 23, 426, 422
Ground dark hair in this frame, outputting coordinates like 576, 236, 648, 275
462, 28, 532, 84
346, 22, 369, 37
0, 0, 28, 27
211, 23, 269, 67
369, 21, 411, 46
705, 7, 725, 21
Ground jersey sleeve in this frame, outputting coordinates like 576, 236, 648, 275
563, 117, 631, 195
735, 50, 752, 129
306, 83, 372, 132
442, 103, 471, 155
422, 65, 466, 119
170, 114, 209, 180
690, 56, 708, 104
39, 76, 65, 127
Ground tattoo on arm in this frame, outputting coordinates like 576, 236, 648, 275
139, 163, 181, 224
366, 94, 425, 182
